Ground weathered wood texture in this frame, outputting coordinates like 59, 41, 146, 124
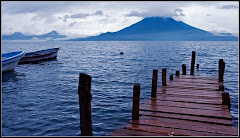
110, 75, 238, 136
151, 69, 158, 98
190, 51, 196, 75
78, 73, 93, 136
218, 59, 225, 82
132, 83, 140, 120
162, 68, 167, 86
182, 64, 186, 75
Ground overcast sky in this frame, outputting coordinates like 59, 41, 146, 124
1, 1, 239, 39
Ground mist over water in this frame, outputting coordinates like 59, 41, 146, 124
2, 40, 238, 136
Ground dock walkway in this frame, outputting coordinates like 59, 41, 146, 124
110, 75, 238, 136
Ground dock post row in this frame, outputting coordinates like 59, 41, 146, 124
78, 51, 234, 136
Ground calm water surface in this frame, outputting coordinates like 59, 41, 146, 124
1, 40, 239, 136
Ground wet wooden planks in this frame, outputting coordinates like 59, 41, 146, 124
110, 75, 238, 136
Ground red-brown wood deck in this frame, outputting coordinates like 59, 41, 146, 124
110, 75, 238, 136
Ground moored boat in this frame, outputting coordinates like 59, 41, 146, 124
18, 48, 60, 64
2, 51, 25, 72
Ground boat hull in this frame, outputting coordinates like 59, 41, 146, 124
2, 51, 25, 72
2, 60, 20, 72
18, 48, 59, 64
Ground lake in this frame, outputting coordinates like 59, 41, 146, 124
1, 40, 239, 136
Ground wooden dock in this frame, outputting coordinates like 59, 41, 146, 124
110, 75, 238, 136
78, 51, 238, 136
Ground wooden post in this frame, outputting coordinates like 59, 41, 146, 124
219, 85, 224, 91
218, 59, 225, 82
170, 75, 173, 80
190, 51, 196, 75
132, 83, 140, 120
222, 92, 231, 110
151, 69, 158, 98
176, 70, 180, 76
182, 64, 186, 75
78, 73, 93, 136
162, 68, 167, 86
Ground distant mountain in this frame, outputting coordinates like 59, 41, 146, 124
2, 31, 67, 40
68, 17, 238, 41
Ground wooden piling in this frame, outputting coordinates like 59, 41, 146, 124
182, 64, 186, 75
219, 85, 224, 91
132, 83, 140, 120
170, 75, 173, 80
176, 70, 180, 76
218, 59, 225, 82
222, 92, 231, 110
151, 69, 158, 98
162, 68, 167, 86
78, 73, 93, 136
190, 51, 196, 75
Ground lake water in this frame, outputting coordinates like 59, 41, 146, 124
1, 40, 239, 136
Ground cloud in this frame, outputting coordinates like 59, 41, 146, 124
99, 18, 108, 22
69, 21, 77, 27
60, 10, 104, 22
32, 15, 43, 21
1, 1, 92, 15
178, 13, 185, 16
174, 8, 183, 12
62, 13, 90, 22
93, 10, 103, 16
220, 4, 238, 9
63, 15, 69, 22
173, 8, 185, 16
2, 1, 63, 15
44, 16, 58, 24
124, 10, 171, 18
125, 11, 145, 17
2, 25, 13, 34
125, 8, 185, 18
71, 13, 90, 19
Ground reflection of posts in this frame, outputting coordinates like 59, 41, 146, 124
190, 51, 196, 75
218, 59, 225, 82
78, 73, 93, 136
151, 69, 158, 98
132, 83, 140, 120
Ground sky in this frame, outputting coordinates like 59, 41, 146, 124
1, 1, 239, 39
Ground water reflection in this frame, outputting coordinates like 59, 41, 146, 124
2, 71, 25, 83
19, 58, 58, 65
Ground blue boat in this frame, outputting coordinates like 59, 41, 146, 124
2, 51, 25, 72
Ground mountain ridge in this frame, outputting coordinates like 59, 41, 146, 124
2, 17, 238, 41
68, 17, 238, 41
2, 30, 67, 40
